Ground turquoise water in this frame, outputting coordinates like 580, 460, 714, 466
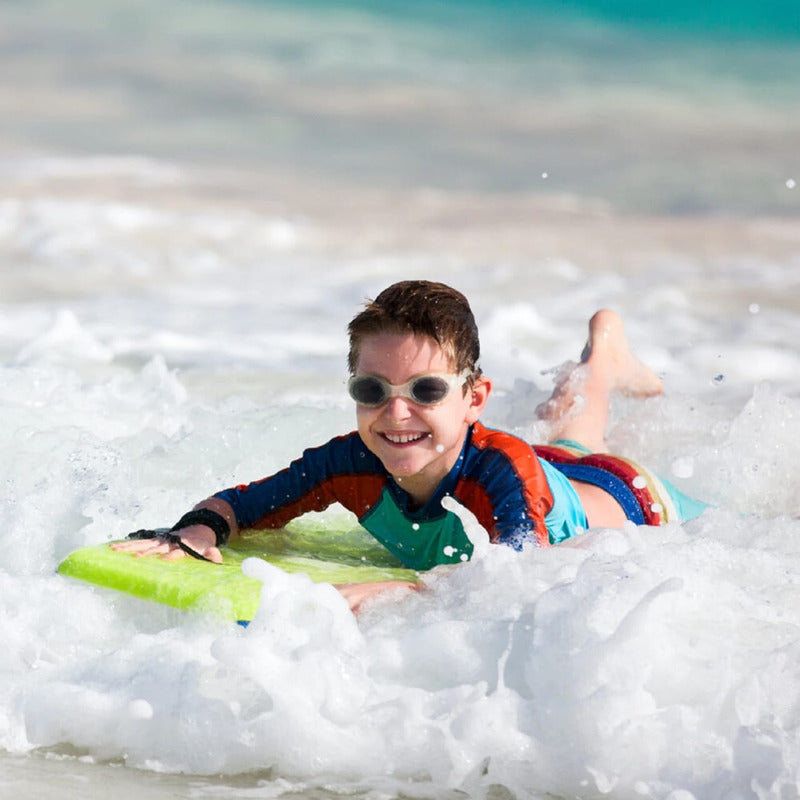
296, 0, 800, 38
2, 0, 798, 214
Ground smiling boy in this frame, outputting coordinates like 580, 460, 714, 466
114, 280, 706, 611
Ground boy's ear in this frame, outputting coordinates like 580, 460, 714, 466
465, 376, 491, 423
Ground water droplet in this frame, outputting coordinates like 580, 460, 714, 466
128, 699, 154, 720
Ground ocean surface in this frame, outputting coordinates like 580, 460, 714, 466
1, 1, 799, 798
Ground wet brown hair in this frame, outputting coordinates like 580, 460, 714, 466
347, 280, 481, 377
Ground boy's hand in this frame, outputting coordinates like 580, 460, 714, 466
110, 525, 223, 563
334, 580, 419, 615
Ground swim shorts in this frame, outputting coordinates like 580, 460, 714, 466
534, 440, 708, 528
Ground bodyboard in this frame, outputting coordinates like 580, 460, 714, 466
58, 521, 419, 623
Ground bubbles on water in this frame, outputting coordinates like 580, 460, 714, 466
15, 309, 113, 365
4, 348, 800, 798
1, 149, 799, 798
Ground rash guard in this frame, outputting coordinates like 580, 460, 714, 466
214, 421, 558, 571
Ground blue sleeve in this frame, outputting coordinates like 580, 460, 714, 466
213, 432, 387, 530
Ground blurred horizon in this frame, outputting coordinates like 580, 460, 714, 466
2, 0, 798, 217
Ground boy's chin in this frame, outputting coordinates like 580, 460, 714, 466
374, 443, 444, 484
385, 462, 424, 480
387, 459, 440, 486
384, 458, 427, 482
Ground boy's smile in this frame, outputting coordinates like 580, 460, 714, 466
353, 332, 490, 506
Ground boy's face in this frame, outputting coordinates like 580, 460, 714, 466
353, 332, 490, 506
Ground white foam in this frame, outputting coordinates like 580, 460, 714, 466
1, 156, 799, 798
15, 309, 114, 365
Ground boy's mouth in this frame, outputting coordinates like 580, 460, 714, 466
381, 431, 429, 446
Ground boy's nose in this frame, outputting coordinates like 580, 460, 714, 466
382, 396, 413, 419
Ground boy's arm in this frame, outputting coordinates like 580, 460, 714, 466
112, 495, 418, 614
212, 433, 383, 530
112, 433, 382, 562
334, 580, 419, 615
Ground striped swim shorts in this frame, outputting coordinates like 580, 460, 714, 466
534, 440, 708, 526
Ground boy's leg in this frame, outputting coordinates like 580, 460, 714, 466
536, 309, 662, 452
536, 310, 663, 528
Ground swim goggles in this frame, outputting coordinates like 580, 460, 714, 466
348, 370, 472, 408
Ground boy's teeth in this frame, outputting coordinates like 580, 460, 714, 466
386, 432, 424, 444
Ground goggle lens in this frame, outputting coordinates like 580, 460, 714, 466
409, 375, 451, 405
351, 376, 387, 406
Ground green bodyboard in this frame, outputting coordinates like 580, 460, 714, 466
58, 521, 419, 623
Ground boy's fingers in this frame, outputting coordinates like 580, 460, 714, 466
161, 544, 223, 563
162, 546, 187, 561
110, 538, 168, 555
135, 540, 171, 557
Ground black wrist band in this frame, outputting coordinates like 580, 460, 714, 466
171, 508, 231, 547
126, 527, 171, 540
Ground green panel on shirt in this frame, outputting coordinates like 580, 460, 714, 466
361, 487, 475, 571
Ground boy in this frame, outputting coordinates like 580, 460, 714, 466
114, 281, 706, 612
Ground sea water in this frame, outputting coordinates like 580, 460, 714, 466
1, 0, 799, 798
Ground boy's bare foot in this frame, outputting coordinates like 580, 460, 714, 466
583, 309, 663, 397
537, 309, 662, 452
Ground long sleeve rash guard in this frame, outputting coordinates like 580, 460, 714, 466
213, 421, 563, 571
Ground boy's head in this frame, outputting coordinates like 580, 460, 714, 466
347, 280, 481, 376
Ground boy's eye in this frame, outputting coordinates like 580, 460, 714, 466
352, 377, 386, 406
409, 377, 450, 404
